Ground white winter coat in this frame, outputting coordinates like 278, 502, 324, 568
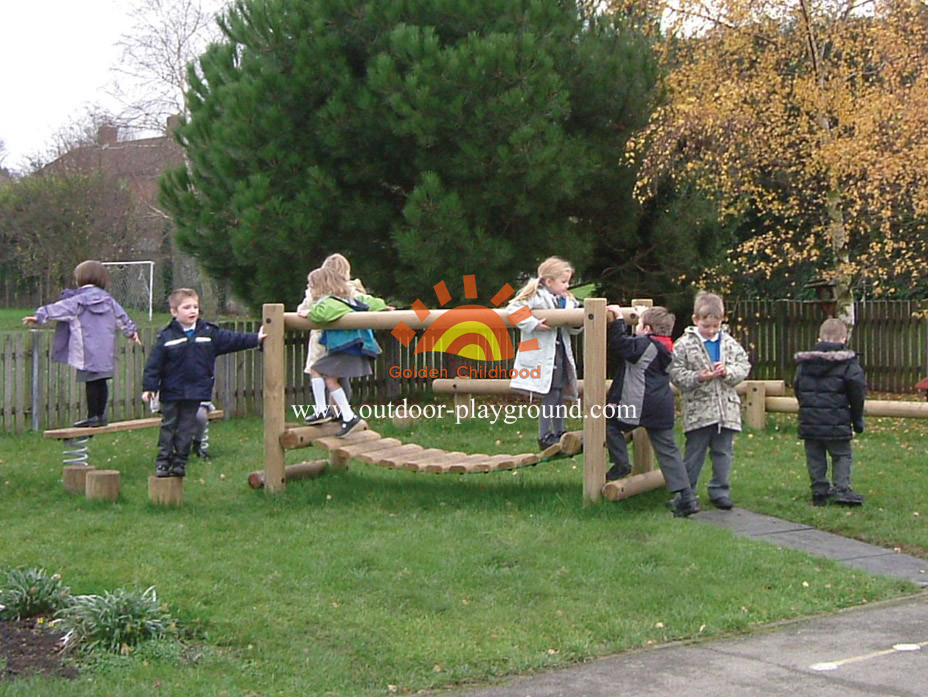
508, 286, 581, 399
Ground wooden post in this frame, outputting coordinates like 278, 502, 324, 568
263, 304, 287, 493
631, 428, 654, 474
453, 376, 472, 419
85, 470, 120, 502
63, 465, 95, 494
148, 476, 184, 506
745, 381, 767, 430
582, 298, 607, 502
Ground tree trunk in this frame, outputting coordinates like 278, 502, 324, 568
825, 186, 855, 336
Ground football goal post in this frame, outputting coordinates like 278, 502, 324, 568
103, 261, 154, 321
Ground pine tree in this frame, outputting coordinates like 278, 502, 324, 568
160, 0, 658, 307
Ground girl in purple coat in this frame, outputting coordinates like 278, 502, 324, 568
23, 260, 141, 427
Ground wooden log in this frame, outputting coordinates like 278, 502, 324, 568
744, 381, 767, 430
283, 306, 609, 332
357, 443, 424, 467
63, 465, 95, 494
429, 379, 786, 397
312, 427, 379, 452
398, 448, 455, 472
380, 445, 443, 469
45, 411, 224, 440
421, 452, 470, 474
583, 298, 607, 502
263, 304, 287, 493
559, 431, 583, 456
766, 396, 928, 419
247, 460, 329, 489
85, 469, 120, 502
601, 470, 666, 502
148, 476, 184, 506
330, 437, 403, 468
446, 454, 495, 474
280, 421, 349, 449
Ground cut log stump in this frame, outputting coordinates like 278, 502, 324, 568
85, 469, 120, 502
148, 476, 184, 506
63, 465, 95, 494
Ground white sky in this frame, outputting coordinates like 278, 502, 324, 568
0, 0, 134, 171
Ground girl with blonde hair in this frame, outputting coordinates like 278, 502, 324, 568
508, 256, 582, 451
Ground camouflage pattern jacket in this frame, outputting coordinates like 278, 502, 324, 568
670, 326, 751, 433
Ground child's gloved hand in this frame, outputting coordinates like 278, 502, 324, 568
853, 419, 865, 434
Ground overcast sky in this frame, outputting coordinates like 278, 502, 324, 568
0, 1, 137, 171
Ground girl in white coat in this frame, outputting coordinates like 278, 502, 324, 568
508, 257, 582, 450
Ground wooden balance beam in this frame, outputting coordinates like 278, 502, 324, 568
44, 410, 225, 440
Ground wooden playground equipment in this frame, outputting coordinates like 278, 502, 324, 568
259, 299, 928, 502
261, 298, 654, 502
47, 410, 224, 505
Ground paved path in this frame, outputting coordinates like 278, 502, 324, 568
442, 508, 928, 697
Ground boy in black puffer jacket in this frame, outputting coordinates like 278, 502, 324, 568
143, 289, 265, 478
794, 318, 867, 506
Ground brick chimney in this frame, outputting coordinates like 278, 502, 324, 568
97, 125, 118, 146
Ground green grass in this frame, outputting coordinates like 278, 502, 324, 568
0, 408, 922, 696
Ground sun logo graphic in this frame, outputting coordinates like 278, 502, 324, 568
389, 275, 540, 361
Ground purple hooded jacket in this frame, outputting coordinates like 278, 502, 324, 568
35, 286, 138, 373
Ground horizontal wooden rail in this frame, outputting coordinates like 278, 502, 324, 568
432, 379, 786, 397
765, 397, 928, 419
44, 410, 224, 439
282, 305, 642, 332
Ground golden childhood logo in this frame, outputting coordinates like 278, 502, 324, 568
389, 274, 541, 363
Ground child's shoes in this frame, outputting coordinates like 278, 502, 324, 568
337, 415, 362, 438
304, 408, 335, 425
605, 463, 631, 481
672, 490, 701, 517
833, 488, 864, 506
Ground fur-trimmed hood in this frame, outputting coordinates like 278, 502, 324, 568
794, 349, 857, 363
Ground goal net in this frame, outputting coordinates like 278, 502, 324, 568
103, 261, 154, 321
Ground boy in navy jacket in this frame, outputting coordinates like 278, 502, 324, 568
604, 305, 699, 517
143, 289, 265, 477
794, 318, 866, 506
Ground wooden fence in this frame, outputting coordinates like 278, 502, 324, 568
0, 322, 459, 433
727, 299, 928, 393
2, 300, 927, 432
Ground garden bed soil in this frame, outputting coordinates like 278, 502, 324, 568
0, 618, 78, 682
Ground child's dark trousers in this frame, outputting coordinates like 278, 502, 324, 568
155, 400, 201, 475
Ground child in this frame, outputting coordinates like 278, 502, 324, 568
296, 254, 368, 421
604, 305, 700, 517
794, 318, 866, 506
142, 289, 265, 478
670, 292, 751, 510
508, 257, 582, 451
23, 260, 140, 427
306, 267, 389, 437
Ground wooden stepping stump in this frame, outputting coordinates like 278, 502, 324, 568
63, 465, 95, 494
148, 475, 184, 506
85, 469, 120, 502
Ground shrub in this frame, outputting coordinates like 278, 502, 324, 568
54, 586, 178, 654
0, 567, 72, 620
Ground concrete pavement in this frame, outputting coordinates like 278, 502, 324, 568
442, 508, 928, 697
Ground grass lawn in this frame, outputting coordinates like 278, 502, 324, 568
0, 408, 923, 696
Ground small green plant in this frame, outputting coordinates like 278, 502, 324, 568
54, 586, 178, 654
0, 567, 72, 620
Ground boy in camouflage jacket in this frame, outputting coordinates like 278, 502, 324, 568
670, 293, 751, 509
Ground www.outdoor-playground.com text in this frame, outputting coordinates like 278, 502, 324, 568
291, 399, 637, 426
